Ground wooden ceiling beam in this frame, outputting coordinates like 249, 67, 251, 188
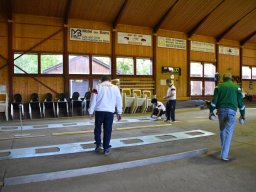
6, 0, 13, 20
153, 0, 179, 33
240, 31, 256, 46
64, 0, 73, 24
216, 8, 256, 42
187, 0, 224, 38
113, 0, 128, 29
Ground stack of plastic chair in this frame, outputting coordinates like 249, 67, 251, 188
11, 93, 24, 120
142, 90, 153, 112
121, 88, 136, 114
56, 93, 69, 117
132, 89, 147, 113
29, 93, 42, 119
42, 93, 56, 118
71, 91, 82, 116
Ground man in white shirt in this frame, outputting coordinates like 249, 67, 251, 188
151, 98, 166, 120
163, 79, 176, 122
89, 76, 122, 155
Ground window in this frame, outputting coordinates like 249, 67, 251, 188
191, 81, 202, 96
116, 57, 134, 75
190, 62, 203, 77
242, 66, 256, 80
14, 53, 38, 74
69, 79, 89, 98
69, 55, 89, 74
189, 62, 216, 97
136, 58, 152, 75
41, 54, 63, 74
92, 56, 111, 74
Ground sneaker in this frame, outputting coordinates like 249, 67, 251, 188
95, 145, 102, 153
104, 149, 110, 156
164, 120, 171, 123
157, 117, 162, 120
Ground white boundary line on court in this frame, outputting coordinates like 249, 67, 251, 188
4, 148, 208, 186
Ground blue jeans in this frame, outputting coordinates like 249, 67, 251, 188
218, 108, 236, 159
94, 111, 114, 150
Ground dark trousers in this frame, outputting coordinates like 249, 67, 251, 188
94, 111, 114, 150
166, 100, 176, 121
152, 108, 165, 117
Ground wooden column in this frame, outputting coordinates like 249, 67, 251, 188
239, 47, 243, 88
63, 25, 69, 97
152, 34, 157, 95
111, 29, 117, 79
8, 20, 13, 99
186, 39, 190, 97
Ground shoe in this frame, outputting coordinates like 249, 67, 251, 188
221, 158, 233, 162
157, 117, 162, 120
95, 145, 102, 153
164, 120, 171, 123
104, 149, 110, 156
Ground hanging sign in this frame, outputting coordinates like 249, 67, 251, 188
191, 41, 215, 53
117, 32, 152, 46
70, 28, 110, 43
158, 37, 186, 50
219, 46, 239, 56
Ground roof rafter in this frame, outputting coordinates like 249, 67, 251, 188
7, 0, 13, 20
187, 0, 224, 38
64, 0, 73, 24
153, 0, 179, 33
240, 31, 256, 46
113, 0, 128, 29
216, 7, 256, 42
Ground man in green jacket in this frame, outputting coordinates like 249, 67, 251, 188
209, 72, 245, 161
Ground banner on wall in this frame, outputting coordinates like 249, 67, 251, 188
191, 41, 215, 53
158, 37, 186, 49
219, 46, 239, 56
70, 28, 110, 43
117, 32, 152, 46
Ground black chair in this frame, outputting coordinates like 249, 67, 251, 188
11, 93, 24, 120
82, 91, 91, 115
56, 93, 69, 117
71, 92, 83, 116
42, 93, 56, 118
29, 93, 42, 119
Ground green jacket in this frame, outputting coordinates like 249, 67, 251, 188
210, 80, 245, 116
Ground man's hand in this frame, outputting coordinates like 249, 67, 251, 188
239, 116, 245, 125
117, 114, 122, 121
89, 114, 93, 120
209, 112, 216, 120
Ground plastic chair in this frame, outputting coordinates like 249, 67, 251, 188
29, 93, 42, 119
71, 92, 82, 116
42, 93, 56, 118
11, 93, 24, 120
56, 93, 69, 117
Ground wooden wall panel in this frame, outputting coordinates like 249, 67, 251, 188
218, 54, 240, 76
156, 30, 187, 100
13, 24, 63, 52
14, 14, 63, 26
115, 25, 152, 57
190, 35, 216, 62
243, 48, 256, 66
0, 36, 8, 90
13, 77, 64, 102
68, 19, 112, 55
242, 80, 256, 95
156, 47, 187, 100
